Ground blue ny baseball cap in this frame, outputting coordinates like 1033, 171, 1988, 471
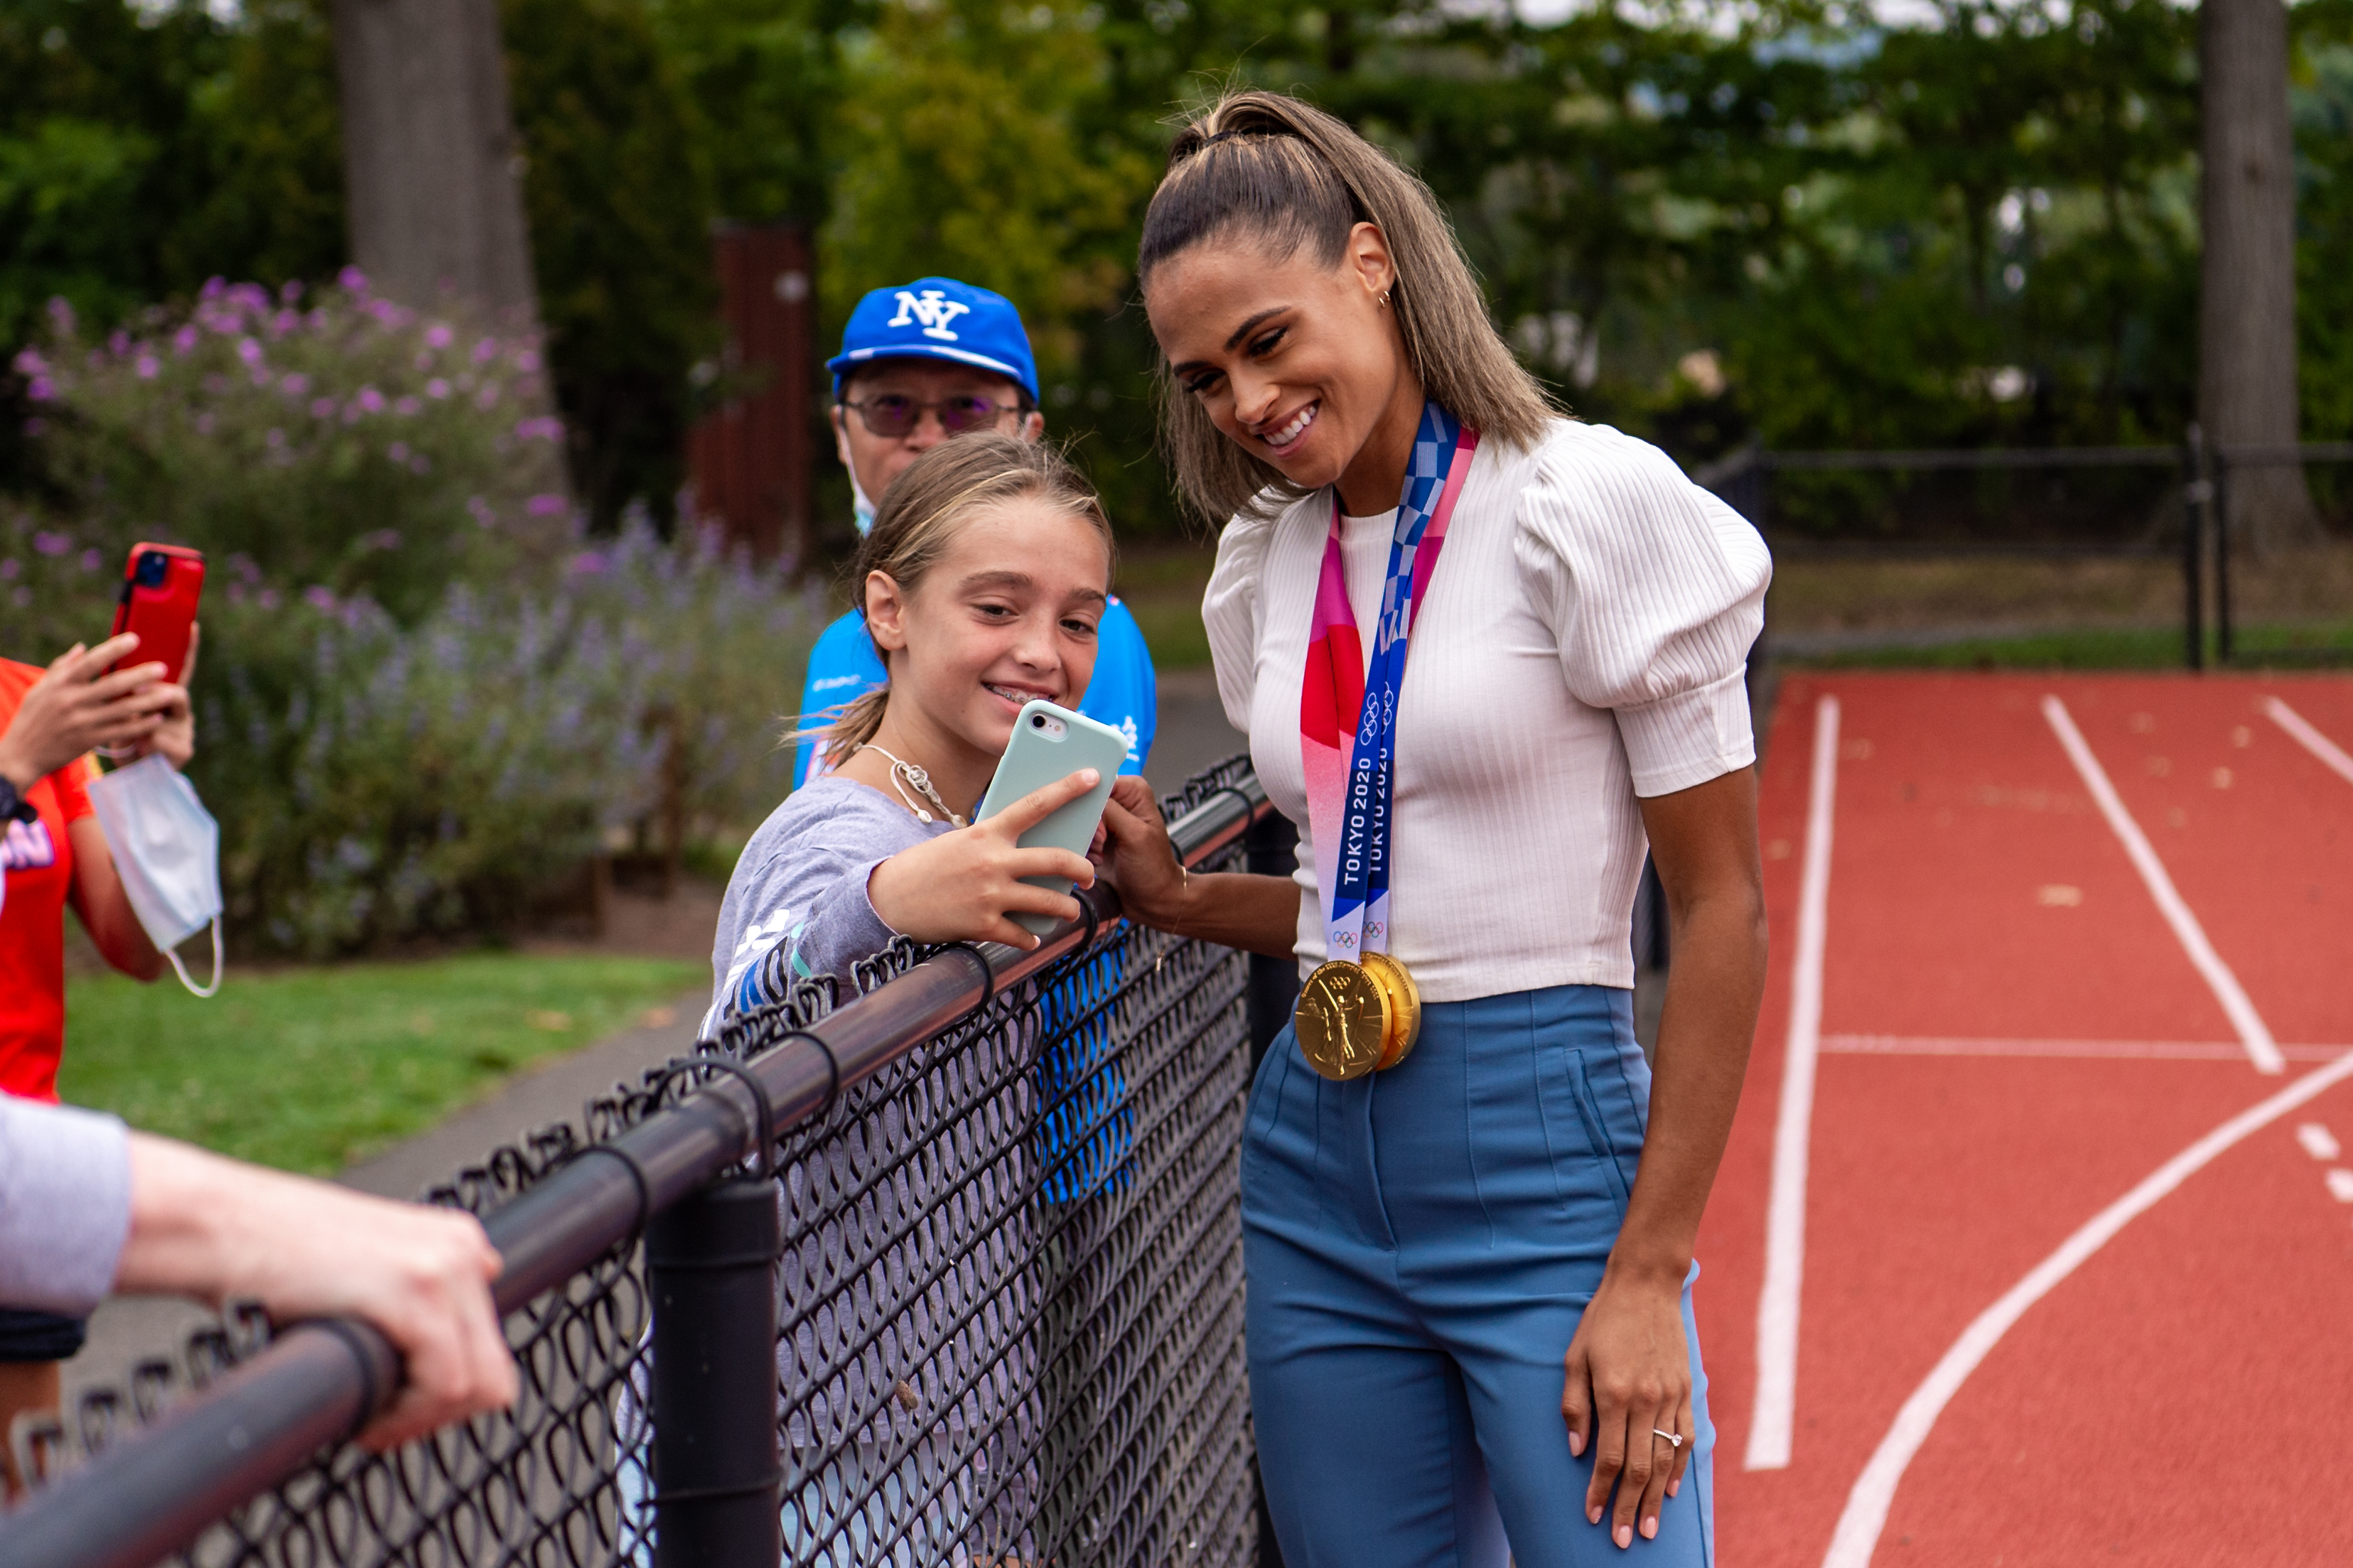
826, 277, 1039, 404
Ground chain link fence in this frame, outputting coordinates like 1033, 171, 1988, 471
1697, 437, 2353, 671
6, 758, 1269, 1568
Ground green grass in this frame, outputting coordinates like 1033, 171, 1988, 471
1788, 619, 2353, 671
58, 954, 704, 1175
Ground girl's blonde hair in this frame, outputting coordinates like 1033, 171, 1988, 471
818, 432, 1115, 759
1138, 90, 1556, 524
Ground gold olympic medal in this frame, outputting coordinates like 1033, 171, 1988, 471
1295, 961, 1387, 1080
1294, 953, 1423, 1081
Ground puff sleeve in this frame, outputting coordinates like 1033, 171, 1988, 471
1513, 425, 1772, 797
1200, 514, 1278, 735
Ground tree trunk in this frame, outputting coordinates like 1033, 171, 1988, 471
2199, 0, 2317, 551
330, 0, 539, 321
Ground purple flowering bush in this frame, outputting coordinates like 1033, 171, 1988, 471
6, 278, 822, 956
14, 275, 567, 620
195, 578, 665, 951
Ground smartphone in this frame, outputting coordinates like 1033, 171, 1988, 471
109, 544, 205, 686
975, 700, 1131, 936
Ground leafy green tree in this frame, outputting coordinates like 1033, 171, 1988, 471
503, 0, 721, 529
0, 2, 350, 498
823, 0, 1150, 369
646, 0, 856, 225
0, 1, 344, 352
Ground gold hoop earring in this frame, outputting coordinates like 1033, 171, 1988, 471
1379, 290, 1391, 308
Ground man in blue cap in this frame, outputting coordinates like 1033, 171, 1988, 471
793, 276, 1157, 786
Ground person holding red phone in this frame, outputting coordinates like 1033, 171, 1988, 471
0, 627, 195, 1494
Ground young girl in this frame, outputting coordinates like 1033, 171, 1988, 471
1099, 91, 1770, 1566
706, 431, 1114, 1028
642, 433, 1123, 1563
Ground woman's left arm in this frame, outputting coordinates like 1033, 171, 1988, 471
68, 816, 165, 980
67, 664, 195, 983
1562, 764, 1766, 1549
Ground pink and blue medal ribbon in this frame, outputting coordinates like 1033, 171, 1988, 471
1298, 401, 1479, 961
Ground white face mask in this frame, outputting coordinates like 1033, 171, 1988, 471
851, 467, 878, 536
85, 755, 223, 997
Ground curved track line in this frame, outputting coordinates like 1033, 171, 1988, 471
2266, 697, 2353, 788
1820, 1049, 2353, 1568
1747, 693, 1840, 1471
2042, 695, 2284, 1074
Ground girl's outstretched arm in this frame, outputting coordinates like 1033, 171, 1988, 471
868, 769, 1107, 949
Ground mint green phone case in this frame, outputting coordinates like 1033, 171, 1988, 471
975, 700, 1131, 936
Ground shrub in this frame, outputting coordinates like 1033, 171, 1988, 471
14, 273, 563, 620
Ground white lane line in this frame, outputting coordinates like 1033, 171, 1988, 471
2297, 1123, 2342, 1161
2266, 697, 2353, 788
1824, 1035, 2349, 1063
1821, 1048, 2353, 1568
2327, 1171, 2353, 1203
1747, 693, 1840, 1472
2042, 696, 2285, 1075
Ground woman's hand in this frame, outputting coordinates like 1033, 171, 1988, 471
1097, 776, 1308, 956
866, 769, 1102, 948
1094, 775, 1188, 928
1561, 1267, 1695, 1549
0, 634, 176, 788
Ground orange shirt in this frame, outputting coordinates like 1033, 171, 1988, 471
0, 659, 102, 1101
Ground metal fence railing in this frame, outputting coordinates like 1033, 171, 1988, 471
1695, 433, 2353, 671
2199, 440, 2353, 666
1, 757, 1281, 1568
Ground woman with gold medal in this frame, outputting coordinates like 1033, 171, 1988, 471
1097, 90, 1770, 1566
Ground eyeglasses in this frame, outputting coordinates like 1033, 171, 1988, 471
841, 394, 1027, 438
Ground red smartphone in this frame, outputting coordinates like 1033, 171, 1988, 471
109, 544, 205, 686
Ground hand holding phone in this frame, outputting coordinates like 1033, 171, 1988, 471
0, 637, 180, 787
866, 769, 1105, 949
975, 702, 1130, 935
863, 702, 1129, 948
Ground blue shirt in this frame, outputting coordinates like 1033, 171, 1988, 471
792, 600, 1158, 789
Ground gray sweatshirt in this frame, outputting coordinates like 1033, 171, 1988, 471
703, 777, 949, 1034
0, 1097, 132, 1314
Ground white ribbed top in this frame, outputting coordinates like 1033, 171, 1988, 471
1204, 418, 1771, 1000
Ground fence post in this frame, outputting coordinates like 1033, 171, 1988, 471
1243, 810, 1301, 1076
2182, 425, 2207, 671
647, 1178, 782, 1568
2213, 448, 2234, 664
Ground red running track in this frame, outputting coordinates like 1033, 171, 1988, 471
1696, 673, 2353, 1567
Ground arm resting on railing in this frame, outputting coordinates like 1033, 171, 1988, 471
114, 1135, 515, 1451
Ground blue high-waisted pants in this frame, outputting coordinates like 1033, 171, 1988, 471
1243, 983, 1714, 1568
